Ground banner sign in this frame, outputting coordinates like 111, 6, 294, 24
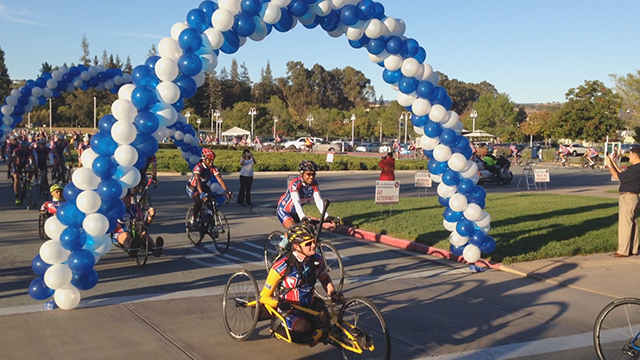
534, 168, 550, 183
375, 181, 400, 204
414, 171, 432, 188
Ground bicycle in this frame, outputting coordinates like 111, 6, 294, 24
185, 193, 231, 254
135, 174, 157, 213
593, 297, 640, 359
509, 153, 525, 166
579, 156, 604, 173
16, 167, 33, 209
222, 268, 391, 359
263, 200, 345, 300
33, 170, 50, 200
111, 216, 153, 267
51, 160, 72, 185
552, 154, 573, 169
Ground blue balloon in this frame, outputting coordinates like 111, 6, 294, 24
63, 182, 82, 204
288, 0, 310, 17
413, 47, 427, 63
443, 207, 463, 222
401, 38, 420, 58
373, 2, 385, 19
241, 0, 262, 16
441, 95, 453, 110
187, 8, 208, 33
131, 65, 158, 87
398, 76, 419, 94
275, 8, 294, 32
450, 244, 466, 257
366, 38, 386, 55
60, 227, 87, 252
35, 77, 47, 88
96, 179, 123, 200
57, 203, 86, 227
469, 232, 487, 247
98, 114, 117, 135
320, 10, 341, 32
174, 75, 198, 99
439, 128, 458, 147
382, 69, 402, 84
20, 86, 32, 97
457, 178, 475, 195
472, 185, 487, 200
456, 219, 476, 237
358, 0, 376, 20
12, 104, 25, 116
67, 249, 96, 274
28, 277, 54, 301
424, 120, 443, 138
134, 111, 160, 135
172, 96, 185, 111
423, 149, 433, 159
31, 254, 51, 277
416, 81, 434, 99
442, 169, 461, 186
92, 155, 118, 179
220, 30, 240, 54
71, 269, 99, 291
131, 85, 158, 111
411, 114, 428, 127
385, 36, 403, 55
199, 0, 219, 21
233, 12, 257, 37
178, 52, 203, 77
90, 132, 118, 156
428, 159, 448, 175
461, 145, 474, 160
131, 134, 159, 159
339, 4, 360, 26
480, 236, 496, 253
451, 136, 470, 153
178, 28, 204, 52
432, 86, 447, 103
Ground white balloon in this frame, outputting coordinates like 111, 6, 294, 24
114, 145, 138, 167
262, 3, 282, 24
426, 71, 440, 85
437, 182, 456, 198
200, 51, 218, 72
382, 17, 397, 37
153, 102, 178, 127
170, 22, 189, 40
433, 144, 452, 162
80, 148, 98, 169
72, 167, 101, 191
93, 235, 113, 256
249, 18, 269, 41
118, 167, 141, 189
469, 173, 480, 184
422, 135, 440, 150
430, 105, 448, 123
461, 162, 479, 179
364, 19, 384, 39
154, 58, 179, 82
463, 244, 481, 263
313, 1, 332, 16
174, 130, 185, 141
478, 225, 491, 235
111, 99, 137, 122
412, 98, 431, 117
384, 55, 403, 72
369, 51, 388, 64
76, 191, 101, 214
51, 70, 63, 81
475, 213, 492, 228
117, 84, 135, 101
464, 203, 484, 222
401, 58, 422, 78
448, 153, 468, 172
184, 134, 194, 144
193, 71, 206, 87
54, 285, 81, 310
203, 28, 224, 50
272, 0, 291, 6
421, 63, 434, 81
46, 79, 58, 89
152, 126, 168, 142
450, 231, 469, 247
413, 125, 425, 136
5, 95, 18, 107
181, 151, 191, 160
111, 120, 137, 145
40, 239, 70, 264
397, 92, 417, 107
430, 173, 442, 183
443, 111, 460, 129
328, 23, 347, 38
449, 193, 468, 212
346, 26, 364, 41
189, 154, 201, 164
158, 37, 183, 61
443, 219, 456, 232
212, 9, 235, 31
83, 213, 109, 237
155, 81, 180, 104
392, 19, 406, 37
44, 264, 72, 290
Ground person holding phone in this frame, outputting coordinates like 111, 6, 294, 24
237, 149, 256, 206
379, 152, 395, 180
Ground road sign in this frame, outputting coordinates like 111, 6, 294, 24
375, 181, 400, 204
534, 168, 550, 183
414, 171, 432, 187
326, 153, 334, 163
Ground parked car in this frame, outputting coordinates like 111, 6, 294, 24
621, 143, 640, 154
313, 140, 343, 152
282, 137, 323, 150
355, 143, 379, 152
568, 144, 588, 156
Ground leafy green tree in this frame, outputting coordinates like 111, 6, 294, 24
473, 92, 519, 141
252, 61, 280, 104
553, 80, 623, 142
40, 62, 53, 74
610, 71, 640, 126
0, 46, 11, 99
436, 72, 479, 115
124, 56, 132, 73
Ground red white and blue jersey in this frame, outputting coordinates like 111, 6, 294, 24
114, 204, 145, 234
40, 200, 63, 214
278, 177, 319, 213
188, 162, 220, 188
272, 254, 327, 306
510, 144, 517, 154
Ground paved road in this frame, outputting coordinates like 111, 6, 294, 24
0, 164, 620, 359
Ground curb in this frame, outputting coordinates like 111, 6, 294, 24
335, 225, 502, 270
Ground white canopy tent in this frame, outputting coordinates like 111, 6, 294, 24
221, 126, 250, 137
463, 130, 496, 139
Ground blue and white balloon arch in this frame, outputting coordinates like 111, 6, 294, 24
9, 0, 496, 310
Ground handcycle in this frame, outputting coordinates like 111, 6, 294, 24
39, 210, 53, 240
134, 173, 157, 213
593, 297, 640, 359
222, 268, 391, 359
263, 199, 345, 300
185, 192, 231, 254
111, 215, 156, 267
579, 156, 604, 173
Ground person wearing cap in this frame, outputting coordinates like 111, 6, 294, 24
112, 190, 164, 258
40, 184, 65, 215
5, 135, 19, 181
12, 140, 36, 204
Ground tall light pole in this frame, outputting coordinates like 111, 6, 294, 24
307, 114, 314, 135
343, 114, 355, 147
185, 111, 191, 126
216, 118, 223, 141
470, 109, 478, 133
248, 107, 257, 144
273, 116, 278, 139
93, 96, 97, 131
378, 121, 382, 144
400, 111, 411, 144
210, 109, 214, 133
48, 98, 52, 134
213, 109, 220, 138
196, 118, 201, 135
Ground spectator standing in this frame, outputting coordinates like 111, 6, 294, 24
607, 148, 640, 257
378, 152, 395, 181
237, 149, 256, 206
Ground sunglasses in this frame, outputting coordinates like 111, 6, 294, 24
303, 172, 316, 177
299, 239, 316, 248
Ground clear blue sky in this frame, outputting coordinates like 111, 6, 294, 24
1, 0, 638, 105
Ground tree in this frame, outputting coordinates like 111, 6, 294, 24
40, 62, 53, 74
252, 61, 280, 104
610, 71, 640, 126
147, 44, 158, 58
79, 34, 91, 66
124, 56, 132, 73
0, 46, 11, 99
520, 111, 552, 144
472, 92, 519, 141
101, 50, 108, 67
553, 80, 623, 142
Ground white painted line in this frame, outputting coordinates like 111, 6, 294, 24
347, 267, 472, 284
243, 242, 265, 250
232, 247, 263, 260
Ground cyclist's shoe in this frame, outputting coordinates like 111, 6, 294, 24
309, 329, 323, 347
152, 237, 164, 257
15, 197, 21, 205
127, 237, 142, 258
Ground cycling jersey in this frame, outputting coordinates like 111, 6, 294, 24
12, 148, 33, 168
277, 177, 326, 222
113, 204, 145, 235
52, 141, 70, 161
270, 253, 327, 307
587, 148, 598, 157
187, 162, 220, 189
40, 200, 63, 214
5, 142, 18, 160
559, 145, 570, 155
34, 146, 50, 170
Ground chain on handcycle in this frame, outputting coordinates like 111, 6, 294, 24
185, 192, 231, 254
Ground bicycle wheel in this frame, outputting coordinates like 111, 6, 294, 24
338, 297, 391, 360
594, 164, 604, 173
263, 231, 285, 273
222, 269, 260, 342
210, 210, 230, 254
138, 192, 152, 212
552, 159, 562, 169
21, 177, 32, 209
594, 297, 640, 360
315, 241, 344, 300
38, 213, 49, 240
185, 207, 203, 246
580, 161, 589, 172
132, 236, 149, 267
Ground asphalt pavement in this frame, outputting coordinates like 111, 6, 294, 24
0, 161, 633, 360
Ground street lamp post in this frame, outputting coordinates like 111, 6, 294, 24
93, 96, 97, 131
48, 98, 52, 134
400, 111, 411, 144
273, 116, 278, 139
378, 121, 382, 144
350, 114, 356, 147
248, 107, 257, 144
307, 114, 313, 135
216, 119, 223, 141
185, 111, 191, 126
196, 118, 201, 133
470, 109, 478, 133
213, 109, 220, 138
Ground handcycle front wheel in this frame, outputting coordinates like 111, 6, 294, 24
593, 297, 640, 360
316, 241, 345, 300
338, 296, 391, 360
131, 236, 149, 267
210, 210, 230, 254
185, 207, 204, 246
264, 231, 285, 272
222, 269, 260, 342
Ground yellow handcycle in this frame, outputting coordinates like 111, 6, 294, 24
222, 269, 391, 359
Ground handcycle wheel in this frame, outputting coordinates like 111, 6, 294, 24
210, 210, 230, 254
222, 269, 260, 342
131, 236, 149, 267
138, 192, 152, 213
263, 231, 285, 272
39, 213, 49, 240
593, 297, 640, 360
338, 296, 391, 360
315, 241, 344, 300
185, 207, 203, 246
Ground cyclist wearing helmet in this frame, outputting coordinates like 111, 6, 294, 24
260, 223, 342, 346
5, 135, 19, 181
12, 140, 37, 204
40, 184, 65, 215
277, 160, 331, 230
52, 134, 74, 169
186, 148, 232, 229
34, 138, 51, 177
